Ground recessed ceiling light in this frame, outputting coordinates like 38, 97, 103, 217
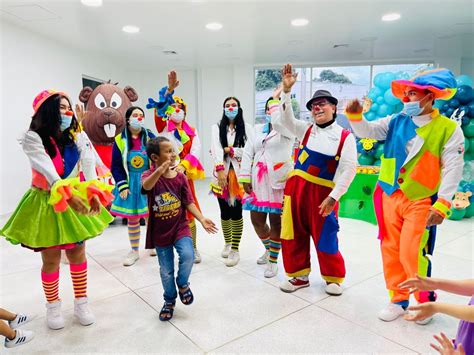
291, 18, 309, 27
81, 0, 103, 6
122, 25, 140, 33
206, 22, 223, 31
163, 50, 178, 55
382, 13, 401, 22
217, 43, 232, 48
333, 44, 349, 49
414, 48, 430, 53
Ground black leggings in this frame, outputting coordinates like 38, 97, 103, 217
217, 198, 243, 220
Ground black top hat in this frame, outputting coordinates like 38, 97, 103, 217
306, 90, 338, 110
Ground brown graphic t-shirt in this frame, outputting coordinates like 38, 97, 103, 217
141, 169, 194, 248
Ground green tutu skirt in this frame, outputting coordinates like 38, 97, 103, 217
1, 188, 113, 249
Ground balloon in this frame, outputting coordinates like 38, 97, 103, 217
373, 159, 381, 166
370, 102, 379, 112
377, 104, 390, 117
464, 149, 474, 162
441, 103, 450, 112
456, 75, 474, 88
448, 208, 466, 220
433, 100, 444, 109
449, 99, 460, 108
458, 105, 470, 116
463, 118, 474, 138
454, 85, 474, 105
358, 155, 374, 165
380, 72, 396, 89
376, 96, 384, 104
468, 101, 474, 117
374, 144, 384, 159
462, 116, 471, 126
465, 137, 471, 153
384, 89, 400, 105
462, 161, 472, 181
368, 87, 383, 100
469, 137, 474, 152
364, 112, 376, 121
394, 102, 404, 114
445, 107, 455, 117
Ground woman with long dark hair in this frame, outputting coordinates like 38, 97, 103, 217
110, 106, 156, 266
210, 97, 252, 267
0, 90, 113, 330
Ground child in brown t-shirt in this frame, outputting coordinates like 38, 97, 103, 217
141, 137, 217, 321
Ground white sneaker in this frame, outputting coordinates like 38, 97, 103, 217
325, 283, 343, 296
257, 251, 269, 265
378, 303, 408, 322
221, 244, 231, 258
279, 278, 310, 293
123, 250, 139, 266
149, 249, 157, 257
9, 313, 36, 329
264, 262, 278, 278
225, 250, 240, 267
4, 329, 35, 348
45, 300, 65, 330
194, 249, 202, 264
74, 297, 95, 326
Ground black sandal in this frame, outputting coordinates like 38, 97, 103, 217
159, 302, 175, 321
179, 286, 194, 305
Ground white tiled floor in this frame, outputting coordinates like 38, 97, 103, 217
1, 179, 473, 354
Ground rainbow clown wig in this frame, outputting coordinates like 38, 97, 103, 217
391, 68, 457, 101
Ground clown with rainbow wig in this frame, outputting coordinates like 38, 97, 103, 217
147, 71, 205, 263
345, 68, 465, 323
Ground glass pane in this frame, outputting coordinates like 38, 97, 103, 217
372, 63, 434, 84
255, 68, 281, 124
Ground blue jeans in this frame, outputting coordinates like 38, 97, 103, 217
155, 237, 194, 303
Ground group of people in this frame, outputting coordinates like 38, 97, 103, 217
0, 65, 471, 354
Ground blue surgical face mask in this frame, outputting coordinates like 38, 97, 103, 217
224, 107, 238, 120
403, 94, 430, 117
129, 116, 144, 130
60, 114, 72, 131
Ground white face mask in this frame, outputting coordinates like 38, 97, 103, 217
170, 109, 185, 123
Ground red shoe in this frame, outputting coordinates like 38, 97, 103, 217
279, 278, 310, 293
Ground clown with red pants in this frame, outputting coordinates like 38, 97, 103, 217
347, 68, 464, 323
272, 91, 357, 295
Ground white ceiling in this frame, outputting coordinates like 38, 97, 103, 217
1, 0, 473, 70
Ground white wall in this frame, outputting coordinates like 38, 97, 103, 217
460, 58, 474, 78
0, 21, 133, 215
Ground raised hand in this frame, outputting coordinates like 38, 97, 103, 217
157, 160, 172, 175
281, 64, 298, 93
167, 71, 180, 93
430, 333, 465, 355
75, 104, 87, 123
273, 85, 283, 100
345, 99, 364, 114
404, 302, 437, 322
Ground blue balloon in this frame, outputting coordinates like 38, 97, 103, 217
468, 101, 474, 117
380, 72, 396, 89
462, 115, 471, 126
433, 100, 444, 109
449, 99, 460, 108
456, 75, 474, 88
370, 102, 379, 112
454, 85, 474, 105
459, 105, 470, 116
373, 73, 386, 88
376, 96, 384, 104
378, 104, 390, 117
365, 112, 376, 121
445, 107, 455, 117
368, 87, 383, 100
394, 102, 404, 113
384, 89, 400, 105
441, 103, 450, 112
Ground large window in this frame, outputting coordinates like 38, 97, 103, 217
255, 63, 433, 123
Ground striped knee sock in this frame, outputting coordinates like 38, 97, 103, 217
128, 219, 140, 251
231, 218, 243, 251
268, 240, 281, 263
41, 269, 60, 303
221, 219, 232, 245
190, 219, 197, 249
70, 261, 87, 299
261, 237, 270, 251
